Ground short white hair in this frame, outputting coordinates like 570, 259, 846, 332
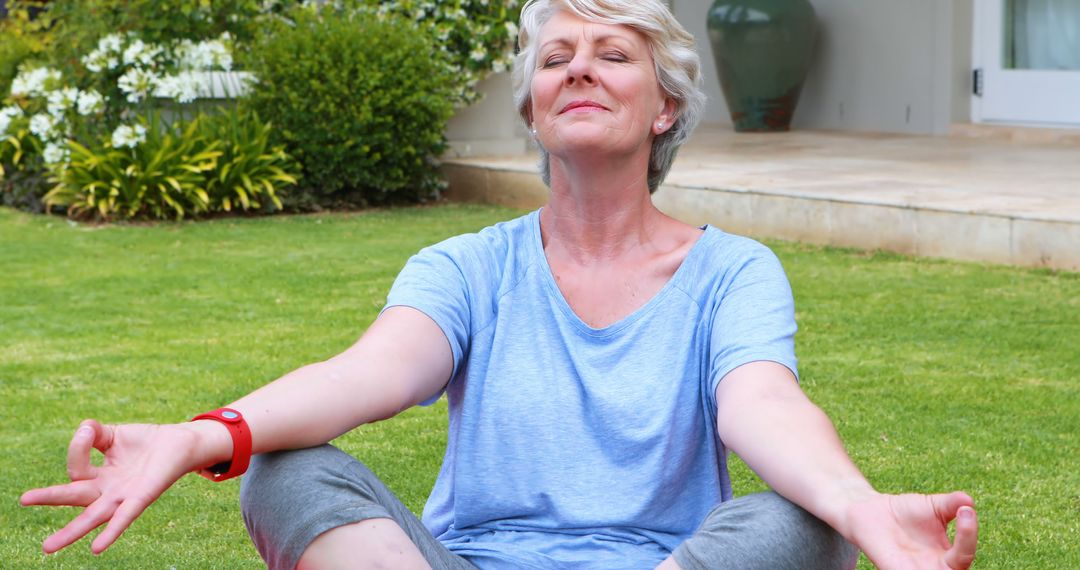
512, 0, 706, 193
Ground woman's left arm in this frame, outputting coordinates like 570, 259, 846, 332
715, 361, 978, 570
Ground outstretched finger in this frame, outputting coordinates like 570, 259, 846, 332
20, 480, 101, 507
66, 421, 102, 481
91, 497, 152, 554
944, 506, 978, 569
41, 497, 118, 554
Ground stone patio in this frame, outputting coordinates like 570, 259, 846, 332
442, 125, 1080, 272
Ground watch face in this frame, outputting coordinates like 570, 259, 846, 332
222, 410, 239, 420
207, 461, 231, 475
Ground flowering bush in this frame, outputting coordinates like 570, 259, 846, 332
0, 1, 57, 96
360, 0, 522, 104
0, 31, 296, 220
1, 0, 522, 219
29, 0, 263, 77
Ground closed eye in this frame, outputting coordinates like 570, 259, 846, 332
542, 57, 568, 68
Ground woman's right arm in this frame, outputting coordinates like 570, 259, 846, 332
20, 306, 453, 555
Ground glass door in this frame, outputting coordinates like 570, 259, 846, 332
973, 0, 1080, 126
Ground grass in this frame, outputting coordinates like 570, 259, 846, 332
1, 203, 1077, 569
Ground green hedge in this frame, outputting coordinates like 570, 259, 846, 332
241, 7, 458, 208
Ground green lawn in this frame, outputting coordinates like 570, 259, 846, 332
1, 204, 1077, 569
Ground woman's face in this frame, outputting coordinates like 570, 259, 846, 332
530, 10, 674, 163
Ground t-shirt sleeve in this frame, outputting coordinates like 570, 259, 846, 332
382, 240, 475, 406
707, 244, 798, 411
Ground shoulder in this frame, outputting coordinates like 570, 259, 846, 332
404, 210, 538, 287
706, 228, 778, 261
422, 210, 533, 258
693, 228, 787, 280
673, 227, 792, 306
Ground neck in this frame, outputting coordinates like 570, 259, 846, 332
540, 153, 663, 263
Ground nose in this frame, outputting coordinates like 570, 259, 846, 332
564, 52, 597, 87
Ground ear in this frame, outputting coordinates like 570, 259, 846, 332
525, 107, 533, 125
524, 106, 536, 134
653, 97, 678, 135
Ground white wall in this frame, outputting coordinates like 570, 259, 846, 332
674, 0, 973, 135
444, 72, 530, 157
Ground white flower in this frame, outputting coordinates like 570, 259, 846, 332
122, 39, 162, 68
99, 33, 124, 54
0, 105, 23, 136
469, 47, 487, 62
29, 113, 59, 140
176, 36, 233, 71
155, 72, 202, 104
47, 87, 80, 117
82, 50, 122, 73
76, 90, 105, 115
118, 68, 160, 103
82, 54, 103, 73
10, 67, 63, 98
111, 124, 147, 149
43, 142, 69, 165
505, 21, 519, 40
83, 34, 125, 72
121, 39, 146, 65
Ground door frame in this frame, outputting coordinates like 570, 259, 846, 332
972, 0, 1080, 126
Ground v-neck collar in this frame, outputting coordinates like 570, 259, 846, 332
528, 209, 715, 336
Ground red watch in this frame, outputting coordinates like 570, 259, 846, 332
190, 408, 252, 482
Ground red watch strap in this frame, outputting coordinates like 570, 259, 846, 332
191, 408, 252, 482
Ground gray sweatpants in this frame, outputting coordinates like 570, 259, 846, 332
240, 445, 858, 570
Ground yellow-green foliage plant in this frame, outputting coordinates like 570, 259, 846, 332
45, 114, 221, 220
196, 108, 299, 213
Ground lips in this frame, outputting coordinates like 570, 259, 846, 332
559, 100, 609, 114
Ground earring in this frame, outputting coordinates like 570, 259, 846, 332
530, 127, 537, 136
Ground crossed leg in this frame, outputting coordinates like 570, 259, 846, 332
240, 445, 856, 570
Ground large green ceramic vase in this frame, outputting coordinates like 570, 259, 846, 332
707, 0, 817, 132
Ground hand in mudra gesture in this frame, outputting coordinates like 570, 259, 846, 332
20, 420, 207, 554
849, 491, 978, 570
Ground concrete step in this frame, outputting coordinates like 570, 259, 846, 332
442, 125, 1080, 272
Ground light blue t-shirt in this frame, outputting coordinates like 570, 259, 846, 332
384, 209, 797, 569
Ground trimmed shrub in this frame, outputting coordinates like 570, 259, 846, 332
242, 6, 457, 207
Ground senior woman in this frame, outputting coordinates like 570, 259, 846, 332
21, 1, 978, 568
